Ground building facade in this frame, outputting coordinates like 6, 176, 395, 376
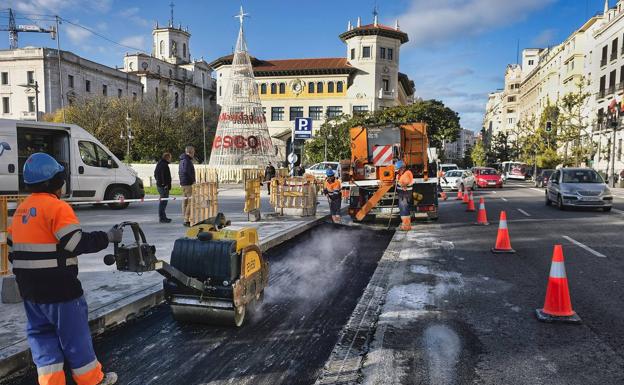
482, 90, 503, 146
444, 128, 476, 162
500, 65, 522, 138
0, 47, 143, 120
210, 17, 415, 159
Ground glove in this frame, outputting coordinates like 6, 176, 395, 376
323, 188, 329, 195
107, 226, 123, 243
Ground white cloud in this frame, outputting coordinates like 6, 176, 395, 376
397, 0, 556, 47
119, 7, 150, 27
532, 28, 557, 47
119, 35, 146, 50
64, 23, 92, 45
8, 0, 111, 15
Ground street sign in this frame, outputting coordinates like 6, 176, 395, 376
294, 118, 312, 139
287, 153, 298, 164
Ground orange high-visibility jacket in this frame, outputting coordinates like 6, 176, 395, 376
397, 170, 414, 190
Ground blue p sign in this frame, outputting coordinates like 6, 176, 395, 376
294, 118, 312, 139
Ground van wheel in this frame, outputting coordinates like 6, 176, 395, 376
106, 187, 130, 209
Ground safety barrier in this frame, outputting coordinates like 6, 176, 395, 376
0, 195, 27, 276
189, 181, 219, 226
270, 176, 318, 216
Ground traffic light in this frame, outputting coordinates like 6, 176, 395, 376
545, 121, 552, 132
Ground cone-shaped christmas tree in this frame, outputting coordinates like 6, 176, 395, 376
209, 7, 278, 168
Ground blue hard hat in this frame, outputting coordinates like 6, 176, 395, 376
24, 153, 65, 184
395, 160, 405, 169
326, 168, 335, 177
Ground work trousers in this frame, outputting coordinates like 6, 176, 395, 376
24, 296, 103, 385
329, 194, 342, 215
181, 185, 193, 223
157, 186, 169, 220
397, 189, 412, 217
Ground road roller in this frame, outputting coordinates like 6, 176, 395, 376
103, 213, 269, 327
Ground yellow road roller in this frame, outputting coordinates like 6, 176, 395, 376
103, 213, 269, 327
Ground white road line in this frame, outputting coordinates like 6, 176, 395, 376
529, 188, 544, 193
501, 197, 508, 202
562, 235, 607, 258
612, 208, 624, 215
517, 208, 531, 217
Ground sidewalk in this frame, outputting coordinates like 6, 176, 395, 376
0, 186, 329, 378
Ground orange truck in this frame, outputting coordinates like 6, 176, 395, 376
341, 123, 439, 222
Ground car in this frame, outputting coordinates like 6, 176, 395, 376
545, 168, 613, 211
472, 167, 503, 188
307, 161, 340, 179
439, 163, 459, 176
439, 169, 464, 190
457, 169, 476, 191
535, 169, 554, 188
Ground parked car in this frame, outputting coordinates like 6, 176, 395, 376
439, 169, 464, 190
439, 163, 459, 176
472, 167, 503, 188
307, 161, 340, 179
545, 168, 613, 211
535, 169, 554, 188
458, 169, 476, 191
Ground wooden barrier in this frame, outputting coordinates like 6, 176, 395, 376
189, 182, 218, 226
270, 176, 318, 216
1, 196, 27, 276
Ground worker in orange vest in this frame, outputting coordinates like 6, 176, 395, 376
7, 153, 120, 385
323, 168, 342, 223
395, 160, 413, 231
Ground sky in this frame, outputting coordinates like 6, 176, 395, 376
1, 0, 609, 132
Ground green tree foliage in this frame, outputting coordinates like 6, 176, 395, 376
488, 132, 512, 164
304, 99, 461, 163
558, 79, 594, 166
471, 140, 487, 167
45, 95, 218, 162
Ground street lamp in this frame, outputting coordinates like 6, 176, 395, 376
120, 112, 134, 163
18, 81, 40, 121
605, 108, 623, 188
324, 132, 334, 162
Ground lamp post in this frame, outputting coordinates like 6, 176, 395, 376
120, 112, 134, 163
606, 109, 621, 188
18, 81, 40, 121
324, 133, 334, 162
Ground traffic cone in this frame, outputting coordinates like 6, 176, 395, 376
466, 192, 476, 212
475, 197, 489, 225
535, 245, 581, 324
456, 188, 463, 200
440, 191, 448, 201
491, 211, 515, 253
462, 187, 469, 204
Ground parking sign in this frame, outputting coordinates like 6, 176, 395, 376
294, 118, 312, 139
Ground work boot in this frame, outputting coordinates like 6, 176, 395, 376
332, 215, 342, 224
159, 217, 172, 223
400, 216, 411, 231
97, 372, 118, 385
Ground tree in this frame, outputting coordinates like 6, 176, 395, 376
471, 140, 486, 167
488, 131, 512, 164
558, 78, 594, 166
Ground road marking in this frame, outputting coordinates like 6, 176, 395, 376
517, 208, 531, 217
612, 208, 624, 215
529, 188, 544, 193
562, 235, 607, 258
501, 197, 508, 202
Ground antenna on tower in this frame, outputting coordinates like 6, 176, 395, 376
373, 3, 379, 26
169, 1, 175, 27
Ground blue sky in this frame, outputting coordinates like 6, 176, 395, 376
2, 0, 608, 131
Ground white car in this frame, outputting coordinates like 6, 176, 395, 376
439, 169, 464, 190
457, 169, 477, 191
307, 162, 340, 178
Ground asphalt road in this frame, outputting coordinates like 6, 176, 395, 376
4, 224, 393, 385
364, 181, 624, 385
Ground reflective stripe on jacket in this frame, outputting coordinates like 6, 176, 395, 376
324, 179, 342, 197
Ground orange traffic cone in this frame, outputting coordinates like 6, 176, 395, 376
475, 197, 489, 225
456, 188, 463, 200
462, 187, 469, 204
466, 192, 476, 212
491, 211, 515, 253
535, 245, 581, 323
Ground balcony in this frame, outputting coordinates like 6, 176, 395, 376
608, 85, 616, 95
611, 53, 618, 62
601, 58, 608, 67
619, 82, 624, 92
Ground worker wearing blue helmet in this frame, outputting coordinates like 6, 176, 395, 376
395, 160, 414, 231
8, 153, 120, 385
323, 168, 342, 223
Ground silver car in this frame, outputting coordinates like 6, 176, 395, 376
545, 168, 613, 211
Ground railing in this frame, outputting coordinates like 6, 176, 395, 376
608, 85, 616, 95
619, 82, 624, 91
611, 53, 618, 62
601, 58, 608, 67
598, 89, 606, 99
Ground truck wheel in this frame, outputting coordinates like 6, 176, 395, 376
106, 187, 130, 209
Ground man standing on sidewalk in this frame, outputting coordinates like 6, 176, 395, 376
179, 146, 196, 227
154, 152, 172, 223
8, 153, 120, 385
395, 160, 413, 231
264, 161, 276, 195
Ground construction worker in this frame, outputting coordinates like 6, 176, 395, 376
395, 160, 413, 231
323, 168, 342, 223
7, 153, 120, 385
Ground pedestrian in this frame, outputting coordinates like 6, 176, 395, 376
295, 164, 306, 176
395, 160, 414, 231
7, 153, 121, 385
323, 169, 342, 224
179, 145, 196, 227
154, 152, 172, 223
264, 161, 276, 195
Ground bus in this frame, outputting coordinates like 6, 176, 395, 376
501, 161, 528, 181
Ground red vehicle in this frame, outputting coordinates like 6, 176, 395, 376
472, 167, 503, 188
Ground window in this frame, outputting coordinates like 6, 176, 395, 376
382, 78, 390, 92
528, 59, 534, 65
102, 84, 108, 96
328, 81, 334, 93
67, 74, 74, 88
317, 82, 323, 93
260, 83, 267, 94
290, 106, 303, 120
85, 80, 91, 93
271, 107, 284, 121
233, 83, 240, 95
388, 48, 393, 60
27, 97, 35, 113
160, 40, 164, 55
279, 83, 285, 94
219, 86, 222, 96
602, 45, 608, 65
309, 106, 323, 120
117, 89, 122, 98
350, 48, 355, 60
174, 92, 179, 108
507, 96, 516, 102
2, 97, 9, 113
182, 43, 186, 58
1, 72, 8, 85
362, 46, 371, 58
326, 106, 342, 118
612, 38, 619, 60
508, 118, 514, 124
609, 69, 617, 92
380, 47, 386, 59
27, 71, 34, 84
271, 83, 277, 94
600, 75, 606, 92
336, 81, 343, 93
78, 141, 114, 168
353, 105, 368, 115
308, 82, 315, 93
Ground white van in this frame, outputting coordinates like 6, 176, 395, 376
0, 119, 144, 209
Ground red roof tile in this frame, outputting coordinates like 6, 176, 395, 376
209, 55, 355, 75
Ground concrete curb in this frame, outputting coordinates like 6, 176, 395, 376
315, 231, 404, 385
0, 213, 328, 380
